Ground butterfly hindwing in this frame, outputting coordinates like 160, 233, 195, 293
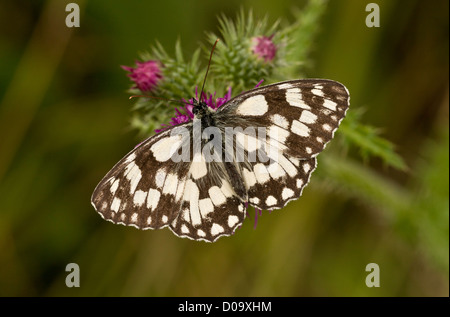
169, 159, 247, 242
245, 156, 317, 210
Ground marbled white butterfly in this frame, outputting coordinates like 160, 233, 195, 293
91, 79, 349, 242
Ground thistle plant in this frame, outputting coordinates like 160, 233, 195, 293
121, 1, 408, 229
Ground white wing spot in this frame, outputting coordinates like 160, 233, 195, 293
296, 179, 304, 188
228, 215, 239, 228
199, 198, 214, 218
316, 137, 324, 143
323, 99, 338, 111
125, 162, 142, 194
270, 114, 289, 129
131, 213, 138, 223
265, 195, 277, 206
267, 152, 297, 177
323, 124, 332, 132
286, 89, 311, 110
190, 152, 207, 180
120, 213, 126, 221
155, 168, 167, 188
299, 110, 318, 124
242, 168, 257, 189
211, 223, 224, 235
110, 179, 119, 195
306, 147, 312, 154
150, 135, 183, 162
268, 125, 290, 144
267, 162, 286, 179
236, 95, 269, 116
197, 229, 206, 237
133, 190, 147, 207
147, 216, 152, 225
311, 88, 324, 97
253, 163, 270, 184
291, 120, 310, 137
278, 83, 294, 89
303, 163, 311, 173
220, 180, 235, 198
208, 186, 227, 206
128, 167, 142, 194
146, 188, 161, 211
111, 197, 121, 213
282, 188, 295, 200
125, 153, 136, 163
162, 173, 178, 195
162, 215, 168, 223
250, 197, 260, 204
181, 209, 190, 221
181, 224, 190, 234
187, 180, 201, 226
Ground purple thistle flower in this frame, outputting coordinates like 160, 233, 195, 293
155, 86, 233, 133
253, 208, 263, 229
121, 60, 163, 92
251, 35, 277, 62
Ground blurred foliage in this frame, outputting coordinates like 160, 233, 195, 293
0, 0, 448, 297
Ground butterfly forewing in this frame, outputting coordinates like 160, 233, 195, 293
91, 124, 191, 230
217, 79, 349, 159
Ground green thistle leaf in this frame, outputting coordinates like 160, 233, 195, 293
340, 109, 408, 171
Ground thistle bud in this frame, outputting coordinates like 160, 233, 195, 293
251, 35, 277, 62
121, 60, 163, 92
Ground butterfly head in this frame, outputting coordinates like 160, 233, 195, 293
192, 98, 216, 127
192, 98, 206, 115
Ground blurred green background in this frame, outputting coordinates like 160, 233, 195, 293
0, 0, 448, 296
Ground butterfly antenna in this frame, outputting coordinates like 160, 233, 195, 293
129, 95, 189, 106
199, 39, 219, 103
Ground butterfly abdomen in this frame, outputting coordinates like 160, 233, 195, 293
223, 161, 247, 200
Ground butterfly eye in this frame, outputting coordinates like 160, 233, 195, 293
192, 107, 199, 115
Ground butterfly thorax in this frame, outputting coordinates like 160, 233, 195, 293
192, 99, 247, 201
192, 100, 216, 128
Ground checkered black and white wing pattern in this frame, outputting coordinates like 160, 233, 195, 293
92, 79, 349, 242
91, 124, 247, 242
169, 157, 247, 242
216, 79, 349, 211
91, 125, 192, 230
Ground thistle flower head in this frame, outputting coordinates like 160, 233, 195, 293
251, 35, 277, 62
121, 60, 163, 92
